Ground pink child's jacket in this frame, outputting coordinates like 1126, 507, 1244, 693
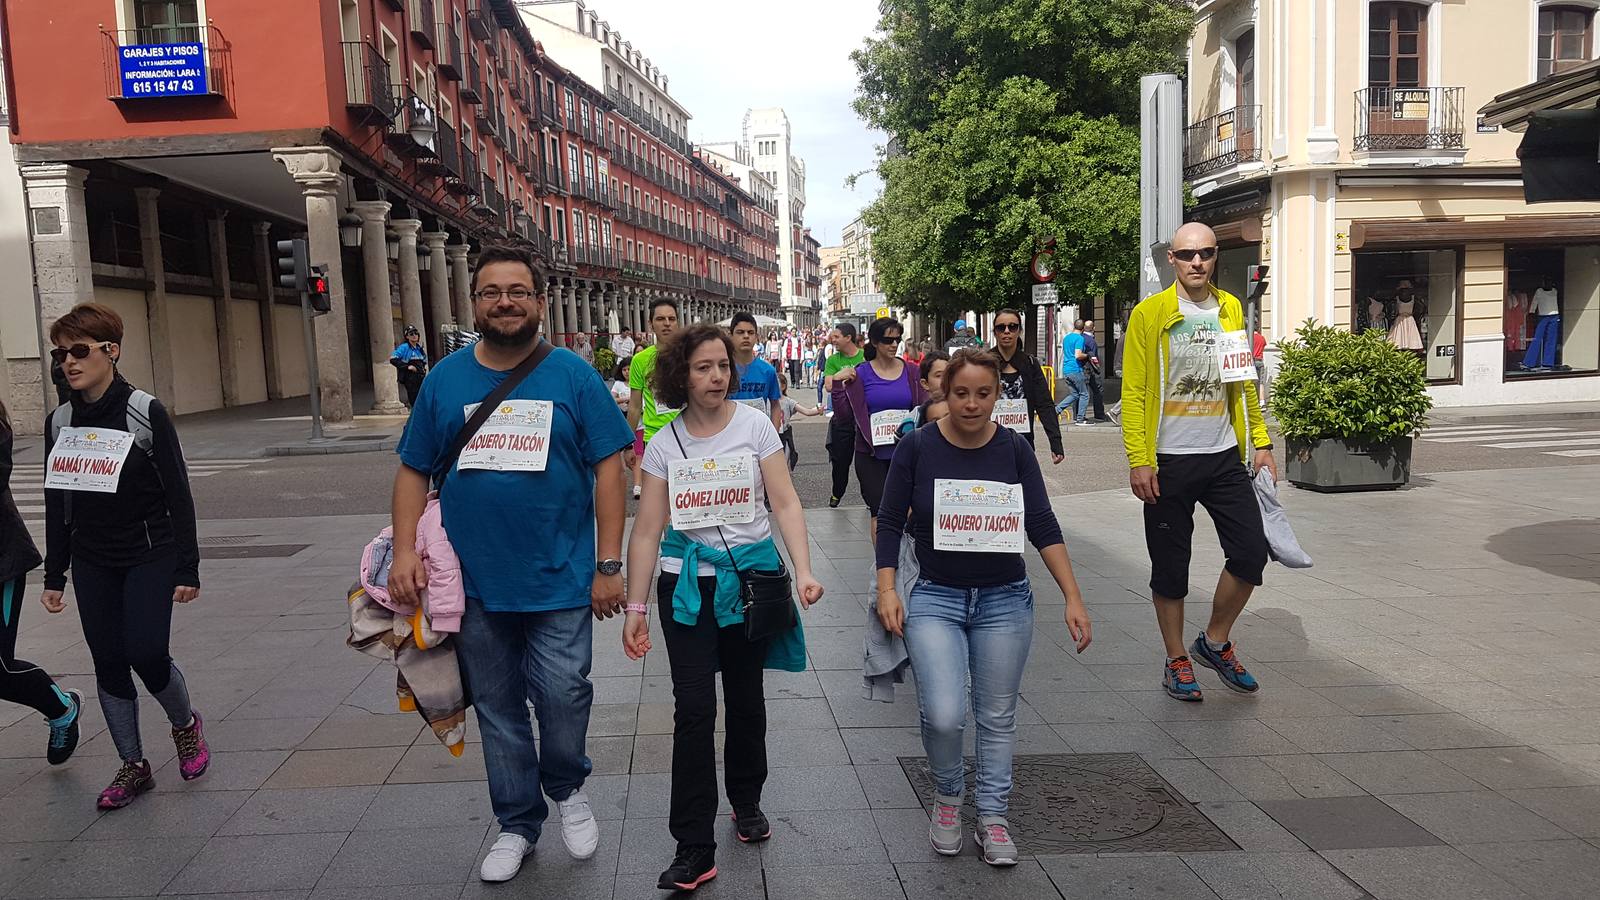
359, 495, 465, 633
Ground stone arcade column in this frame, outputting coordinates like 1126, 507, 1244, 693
577, 283, 593, 337
354, 200, 405, 414
446, 244, 472, 329
133, 186, 178, 405
206, 211, 241, 408
603, 287, 618, 339
547, 277, 565, 344
19, 164, 93, 425
272, 146, 354, 424
422, 231, 453, 341
251, 221, 286, 401
390, 219, 427, 359
561, 282, 578, 347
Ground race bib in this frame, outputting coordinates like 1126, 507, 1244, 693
1215, 330, 1258, 383
737, 398, 769, 414
458, 400, 553, 471
933, 479, 1025, 553
870, 408, 911, 447
668, 454, 757, 530
992, 399, 1031, 433
45, 427, 135, 493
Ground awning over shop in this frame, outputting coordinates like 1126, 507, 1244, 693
1479, 59, 1600, 204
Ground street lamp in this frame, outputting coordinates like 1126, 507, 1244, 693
338, 212, 363, 248
385, 229, 400, 261
417, 243, 431, 272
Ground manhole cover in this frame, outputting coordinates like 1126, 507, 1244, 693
198, 535, 261, 546
898, 752, 1237, 854
200, 544, 310, 559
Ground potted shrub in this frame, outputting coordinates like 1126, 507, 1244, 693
594, 346, 618, 378
1270, 320, 1432, 492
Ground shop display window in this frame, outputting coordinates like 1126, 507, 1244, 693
1352, 248, 1460, 381
1505, 244, 1600, 378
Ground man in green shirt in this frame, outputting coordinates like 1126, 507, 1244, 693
822, 323, 865, 507
627, 298, 681, 446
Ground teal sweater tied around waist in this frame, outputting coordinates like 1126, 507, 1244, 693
661, 530, 807, 673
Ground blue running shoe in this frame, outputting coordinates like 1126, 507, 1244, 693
46, 689, 82, 766
1191, 634, 1260, 693
1163, 657, 1204, 701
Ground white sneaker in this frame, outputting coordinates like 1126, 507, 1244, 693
557, 791, 600, 860
479, 833, 534, 882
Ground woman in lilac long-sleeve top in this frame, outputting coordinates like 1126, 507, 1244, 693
873, 348, 1092, 866
832, 317, 926, 538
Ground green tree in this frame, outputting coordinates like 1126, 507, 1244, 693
852, 0, 1193, 316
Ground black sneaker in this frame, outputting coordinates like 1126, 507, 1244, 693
731, 806, 771, 843
657, 845, 717, 892
46, 689, 83, 766
828, 495, 840, 509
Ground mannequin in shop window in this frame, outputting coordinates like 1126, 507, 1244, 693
1521, 276, 1566, 372
1387, 279, 1424, 352
1359, 296, 1388, 334
1504, 291, 1529, 359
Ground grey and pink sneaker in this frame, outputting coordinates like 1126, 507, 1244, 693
172, 710, 210, 781
97, 760, 153, 810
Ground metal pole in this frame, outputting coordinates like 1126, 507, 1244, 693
300, 291, 326, 442
1140, 73, 1184, 301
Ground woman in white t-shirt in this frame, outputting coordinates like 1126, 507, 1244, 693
623, 323, 824, 892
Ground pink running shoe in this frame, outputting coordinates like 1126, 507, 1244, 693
172, 710, 210, 781
97, 760, 154, 810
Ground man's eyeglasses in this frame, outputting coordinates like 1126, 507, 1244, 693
1172, 247, 1218, 262
474, 287, 534, 302
993, 322, 1022, 333
50, 343, 113, 365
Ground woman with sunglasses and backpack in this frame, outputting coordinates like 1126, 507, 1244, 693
991, 309, 1065, 465
623, 324, 824, 893
40, 304, 208, 810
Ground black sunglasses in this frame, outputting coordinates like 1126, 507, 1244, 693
50, 342, 113, 365
994, 322, 1022, 333
1172, 247, 1218, 262
877, 334, 902, 344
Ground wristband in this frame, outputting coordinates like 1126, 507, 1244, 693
625, 603, 649, 615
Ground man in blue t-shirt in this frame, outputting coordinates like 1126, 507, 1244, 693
1054, 321, 1091, 426
727, 311, 784, 433
389, 246, 633, 884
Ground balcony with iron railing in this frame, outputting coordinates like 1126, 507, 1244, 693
539, 95, 561, 129
1354, 86, 1465, 153
460, 144, 482, 197
466, 0, 496, 41
460, 59, 483, 104
436, 21, 463, 81
542, 161, 565, 194
102, 24, 232, 102
385, 87, 439, 158
342, 40, 397, 125
422, 117, 460, 179
1183, 105, 1262, 180
475, 95, 499, 139
408, 0, 436, 49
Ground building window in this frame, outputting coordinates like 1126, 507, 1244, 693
132, 0, 201, 43
1539, 6, 1595, 79
1504, 244, 1600, 377
1352, 248, 1460, 382
1369, 2, 1427, 89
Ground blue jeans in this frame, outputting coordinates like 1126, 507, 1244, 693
1054, 371, 1087, 421
1523, 314, 1561, 368
456, 598, 594, 841
902, 578, 1034, 817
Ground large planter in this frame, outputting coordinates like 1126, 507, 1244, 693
1286, 436, 1413, 492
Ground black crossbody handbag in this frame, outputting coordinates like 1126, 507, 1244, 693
669, 419, 798, 642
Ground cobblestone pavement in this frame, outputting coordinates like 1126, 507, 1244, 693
3, 466, 1598, 899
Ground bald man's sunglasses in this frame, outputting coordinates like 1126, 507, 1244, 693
1173, 247, 1218, 262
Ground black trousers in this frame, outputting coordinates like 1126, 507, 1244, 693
779, 429, 798, 471
1086, 367, 1107, 420
854, 451, 891, 516
657, 571, 771, 851
73, 553, 181, 700
399, 370, 424, 407
0, 574, 68, 718
1143, 448, 1268, 600
787, 359, 802, 385
826, 418, 854, 499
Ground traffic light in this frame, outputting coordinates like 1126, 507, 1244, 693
1247, 264, 1270, 301
276, 238, 310, 292
306, 266, 331, 314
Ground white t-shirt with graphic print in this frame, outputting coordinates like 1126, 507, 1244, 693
1157, 296, 1238, 456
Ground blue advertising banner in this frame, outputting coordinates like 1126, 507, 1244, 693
117, 42, 209, 98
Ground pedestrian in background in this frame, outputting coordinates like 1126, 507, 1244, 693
41, 303, 208, 811
1054, 320, 1091, 426
834, 317, 926, 539
623, 323, 823, 892
0, 396, 81, 769
391, 325, 428, 408
1081, 319, 1109, 422
776, 371, 822, 470
874, 348, 1091, 865
990, 308, 1064, 463
390, 246, 632, 882
822, 324, 864, 508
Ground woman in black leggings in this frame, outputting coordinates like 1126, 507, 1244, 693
0, 400, 82, 765
41, 303, 208, 810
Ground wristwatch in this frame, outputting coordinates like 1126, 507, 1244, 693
597, 558, 623, 576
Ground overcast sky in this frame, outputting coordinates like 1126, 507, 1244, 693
566, 0, 884, 247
